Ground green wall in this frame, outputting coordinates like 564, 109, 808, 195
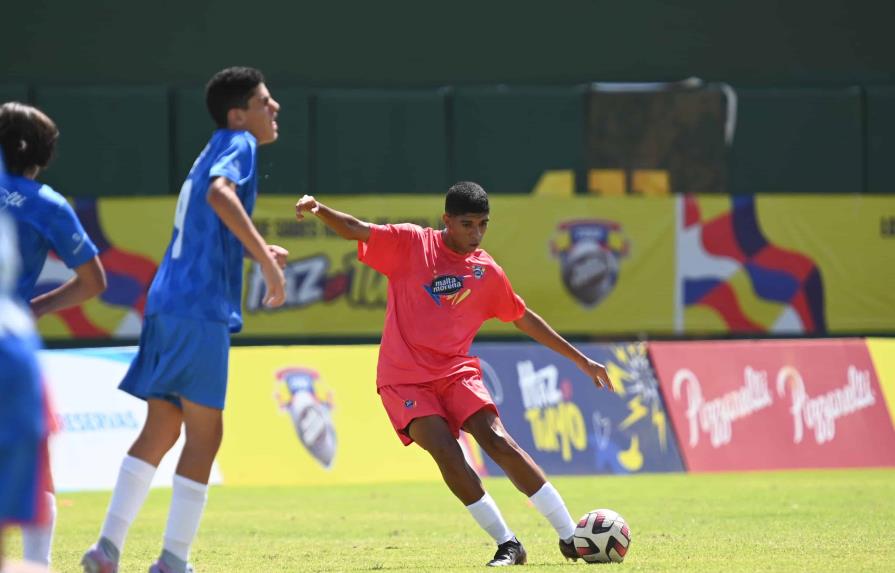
3, 1, 894, 196
3, 83, 893, 196
2, 1, 893, 87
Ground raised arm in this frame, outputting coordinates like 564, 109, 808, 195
30, 256, 107, 318
295, 195, 372, 242
207, 176, 285, 307
513, 307, 613, 390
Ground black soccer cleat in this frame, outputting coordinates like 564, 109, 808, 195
486, 537, 528, 567
559, 538, 580, 562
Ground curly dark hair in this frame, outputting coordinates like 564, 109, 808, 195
205, 66, 265, 128
0, 102, 59, 175
445, 181, 490, 215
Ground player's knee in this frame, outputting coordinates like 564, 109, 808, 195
422, 437, 464, 464
161, 425, 182, 450
184, 421, 223, 452
478, 429, 519, 460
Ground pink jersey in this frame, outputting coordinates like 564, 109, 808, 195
358, 223, 526, 387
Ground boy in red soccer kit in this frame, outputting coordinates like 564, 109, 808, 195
295, 181, 614, 566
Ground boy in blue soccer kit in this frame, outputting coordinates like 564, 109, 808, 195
82, 67, 287, 573
0, 102, 108, 568
0, 103, 107, 321
0, 152, 50, 573
0, 212, 50, 573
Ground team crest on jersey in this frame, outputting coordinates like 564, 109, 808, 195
423, 274, 465, 305
472, 265, 486, 279
0, 188, 26, 211
404, 399, 416, 409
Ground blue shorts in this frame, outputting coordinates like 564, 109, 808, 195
119, 313, 230, 410
0, 332, 46, 524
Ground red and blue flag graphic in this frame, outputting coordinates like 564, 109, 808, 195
679, 195, 825, 333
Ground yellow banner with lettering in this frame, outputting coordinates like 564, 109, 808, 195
244, 195, 676, 336
33, 194, 894, 340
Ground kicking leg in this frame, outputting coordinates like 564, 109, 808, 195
408, 415, 524, 566
152, 397, 222, 573
464, 409, 578, 559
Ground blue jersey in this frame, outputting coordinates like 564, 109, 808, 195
146, 129, 258, 332
0, 175, 99, 302
0, 213, 44, 446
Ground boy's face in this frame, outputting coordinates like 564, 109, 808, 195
442, 212, 489, 254
230, 83, 280, 144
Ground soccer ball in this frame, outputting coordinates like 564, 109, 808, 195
572, 508, 631, 563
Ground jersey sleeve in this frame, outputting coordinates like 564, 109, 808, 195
209, 134, 255, 186
490, 264, 527, 322
357, 223, 422, 277
46, 199, 100, 269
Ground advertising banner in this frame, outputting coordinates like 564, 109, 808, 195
39, 347, 223, 491
33, 194, 895, 341
649, 339, 895, 471
35, 195, 676, 340
467, 342, 684, 476
39, 345, 441, 490
218, 345, 439, 486
243, 195, 676, 336
677, 195, 895, 335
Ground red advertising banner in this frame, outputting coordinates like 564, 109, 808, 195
649, 339, 895, 471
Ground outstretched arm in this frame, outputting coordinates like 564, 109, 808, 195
513, 307, 614, 390
295, 195, 372, 242
208, 176, 285, 307
30, 256, 107, 318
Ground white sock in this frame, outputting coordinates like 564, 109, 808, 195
466, 493, 514, 545
529, 482, 576, 541
22, 491, 56, 565
99, 455, 157, 553
162, 474, 209, 561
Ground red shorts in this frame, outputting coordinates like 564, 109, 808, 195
379, 374, 497, 446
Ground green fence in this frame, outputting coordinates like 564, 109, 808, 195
3, 84, 893, 196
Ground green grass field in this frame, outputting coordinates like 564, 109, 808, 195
5, 469, 895, 572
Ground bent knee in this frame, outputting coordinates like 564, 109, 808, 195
419, 437, 465, 464
478, 430, 521, 458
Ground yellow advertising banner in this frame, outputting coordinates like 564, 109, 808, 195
245, 195, 676, 336
867, 338, 895, 433
218, 345, 438, 485
33, 194, 895, 340
678, 195, 895, 335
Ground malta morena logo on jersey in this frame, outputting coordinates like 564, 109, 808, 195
423, 274, 464, 305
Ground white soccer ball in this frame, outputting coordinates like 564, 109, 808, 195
572, 508, 631, 563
